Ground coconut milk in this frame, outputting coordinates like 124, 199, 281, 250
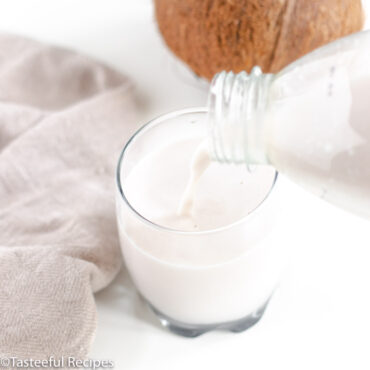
118, 137, 282, 324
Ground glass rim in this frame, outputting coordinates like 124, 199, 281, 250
116, 107, 278, 236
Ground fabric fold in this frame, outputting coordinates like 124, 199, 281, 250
0, 34, 138, 359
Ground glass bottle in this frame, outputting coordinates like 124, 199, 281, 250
207, 30, 370, 218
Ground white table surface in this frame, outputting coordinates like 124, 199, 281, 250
1, 1, 370, 369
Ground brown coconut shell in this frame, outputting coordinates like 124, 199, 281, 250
154, 0, 364, 80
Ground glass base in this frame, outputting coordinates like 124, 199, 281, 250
148, 299, 270, 338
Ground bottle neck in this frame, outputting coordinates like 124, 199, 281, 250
207, 68, 274, 165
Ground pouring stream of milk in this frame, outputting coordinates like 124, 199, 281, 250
177, 141, 211, 217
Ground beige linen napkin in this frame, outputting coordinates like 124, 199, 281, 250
0, 34, 138, 359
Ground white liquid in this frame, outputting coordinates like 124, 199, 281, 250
177, 141, 210, 217
268, 75, 370, 218
123, 138, 275, 232
118, 137, 283, 324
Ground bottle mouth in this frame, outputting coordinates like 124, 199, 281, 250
207, 68, 274, 165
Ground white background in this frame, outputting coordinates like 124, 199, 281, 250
1, 1, 370, 369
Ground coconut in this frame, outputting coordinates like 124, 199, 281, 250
154, 0, 364, 80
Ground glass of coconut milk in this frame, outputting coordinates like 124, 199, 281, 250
116, 108, 284, 337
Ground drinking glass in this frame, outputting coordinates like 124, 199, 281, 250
116, 108, 283, 337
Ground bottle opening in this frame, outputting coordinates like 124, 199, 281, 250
207, 68, 274, 165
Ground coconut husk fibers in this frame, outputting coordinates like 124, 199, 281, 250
155, 0, 364, 80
